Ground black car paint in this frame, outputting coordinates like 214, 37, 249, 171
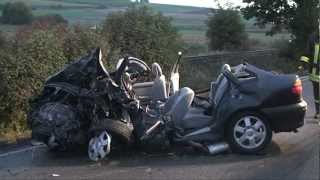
209, 64, 306, 136
262, 101, 307, 132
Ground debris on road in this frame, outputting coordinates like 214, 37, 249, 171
51, 173, 60, 177
145, 168, 152, 174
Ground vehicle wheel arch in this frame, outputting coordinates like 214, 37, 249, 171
224, 108, 274, 136
224, 109, 273, 154
89, 119, 134, 146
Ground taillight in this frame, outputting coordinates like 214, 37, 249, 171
292, 79, 302, 96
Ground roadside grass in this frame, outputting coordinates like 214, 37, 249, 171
248, 31, 291, 46
180, 30, 207, 45
0, 24, 18, 35
0, 128, 31, 144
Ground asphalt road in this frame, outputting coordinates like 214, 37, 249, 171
0, 79, 319, 180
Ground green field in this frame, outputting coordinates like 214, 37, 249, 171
0, 0, 133, 8
0, 0, 290, 50
0, 0, 94, 8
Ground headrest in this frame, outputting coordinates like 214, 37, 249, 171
151, 63, 163, 77
221, 64, 231, 72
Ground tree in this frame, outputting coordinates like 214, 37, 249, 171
242, 0, 319, 52
101, 5, 182, 72
1, 2, 33, 25
206, 9, 248, 50
62, 25, 109, 61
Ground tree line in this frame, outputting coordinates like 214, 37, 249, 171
0, 1, 67, 25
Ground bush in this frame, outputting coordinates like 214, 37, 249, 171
0, 27, 67, 132
0, 5, 182, 136
101, 5, 182, 73
1, 2, 33, 25
62, 25, 110, 62
0, 24, 111, 133
206, 9, 248, 51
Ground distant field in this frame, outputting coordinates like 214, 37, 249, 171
0, 0, 132, 7
248, 32, 290, 43
0, 0, 290, 50
180, 29, 290, 48
51, 0, 131, 7
0, 0, 94, 8
33, 8, 111, 24
0, 24, 18, 35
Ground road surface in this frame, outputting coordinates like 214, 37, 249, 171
0, 79, 319, 180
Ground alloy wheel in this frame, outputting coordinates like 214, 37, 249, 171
233, 116, 267, 149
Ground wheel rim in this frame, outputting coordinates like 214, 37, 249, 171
233, 116, 266, 149
88, 131, 111, 161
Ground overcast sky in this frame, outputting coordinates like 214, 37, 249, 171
149, 0, 246, 8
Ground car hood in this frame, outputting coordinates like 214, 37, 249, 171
45, 48, 109, 90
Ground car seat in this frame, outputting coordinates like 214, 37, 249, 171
165, 64, 231, 130
163, 87, 194, 129
133, 63, 167, 103
151, 63, 167, 102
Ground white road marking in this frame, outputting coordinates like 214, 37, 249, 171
0, 145, 46, 158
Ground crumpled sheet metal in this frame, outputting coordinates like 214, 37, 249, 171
30, 102, 86, 150
28, 49, 105, 150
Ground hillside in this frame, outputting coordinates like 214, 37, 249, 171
0, 0, 289, 51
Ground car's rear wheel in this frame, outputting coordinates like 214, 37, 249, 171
226, 112, 272, 154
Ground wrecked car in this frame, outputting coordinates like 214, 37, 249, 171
28, 48, 307, 161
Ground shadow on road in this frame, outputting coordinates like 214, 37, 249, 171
1, 140, 281, 170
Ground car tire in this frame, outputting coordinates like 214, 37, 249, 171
226, 112, 272, 154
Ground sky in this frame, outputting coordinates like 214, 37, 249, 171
148, 0, 246, 8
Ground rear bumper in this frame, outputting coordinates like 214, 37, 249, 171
261, 100, 307, 132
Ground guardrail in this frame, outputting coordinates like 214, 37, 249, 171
180, 49, 297, 90
183, 49, 278, 62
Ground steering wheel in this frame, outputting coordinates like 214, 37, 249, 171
117, 56, 150, 72
115, 56, 151, 93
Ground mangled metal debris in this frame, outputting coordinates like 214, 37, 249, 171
28, 48, 306, 161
